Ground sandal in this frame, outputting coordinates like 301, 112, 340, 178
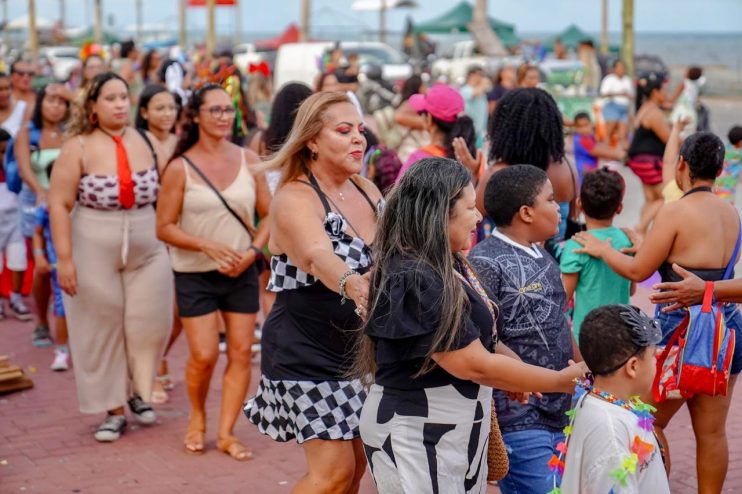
217, 436, 254, 462
184, 426, 205, 455
151, 379, 169, 404
157, 373, 175, 391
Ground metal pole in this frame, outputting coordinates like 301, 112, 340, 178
622, 0, 634, 77
206, 0, 216, 55
3, 0, 9, 49
379, 2, 385, 43
601, 0, 609, 55
474, 0, 487, 24
234, 0, 241, 44
93, 0, 102, 45
59, 0, 65, 30
178, 0, 187, 48
136, 0, 143, 43
299, 0, 310, 42
29, 0, 39, 64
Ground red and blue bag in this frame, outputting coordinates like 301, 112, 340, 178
653, 223, 741, 401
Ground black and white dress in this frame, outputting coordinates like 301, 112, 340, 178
244, 175, 381, 443
360, 256, 498, 494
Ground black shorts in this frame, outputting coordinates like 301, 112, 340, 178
174, 266, 260, 317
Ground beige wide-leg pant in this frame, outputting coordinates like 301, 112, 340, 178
63, 206, 173, 414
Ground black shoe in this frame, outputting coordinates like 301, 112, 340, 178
128, 395, 157, 425
94, 414, 127, 442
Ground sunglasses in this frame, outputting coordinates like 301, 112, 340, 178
201, 106, 236, 119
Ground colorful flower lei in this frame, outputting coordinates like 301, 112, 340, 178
547, 379, 658, 494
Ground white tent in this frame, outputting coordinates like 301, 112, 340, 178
6, 14, 55, 31
351, 0, 418, 11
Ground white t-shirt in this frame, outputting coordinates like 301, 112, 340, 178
560, 394, 670, 494
0, 100, 26, 210
600, 74, 633, 106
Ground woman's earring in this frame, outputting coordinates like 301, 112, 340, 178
311, 149, 319, 161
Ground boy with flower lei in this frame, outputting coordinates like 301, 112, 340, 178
552, 305, 670, 493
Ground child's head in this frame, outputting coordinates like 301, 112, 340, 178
580, 305, 661, 393
579, 168, 625, 221
678, 131, 725, 184
686, 66, 703, 81
484, 164, 560, 241
573, 112, 593, 136
728, 126, 742, 149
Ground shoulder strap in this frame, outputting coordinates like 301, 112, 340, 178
181, 155, 255, 238
136, 128, 160, 181
723, 220, 742, 280
302, 174, 332, 215
28, 123, 42, 148
349, 177, 377, 214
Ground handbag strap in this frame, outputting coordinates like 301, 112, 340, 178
652, 316, 689, 402
723, 220, 742, 280
181, 155, 255, 239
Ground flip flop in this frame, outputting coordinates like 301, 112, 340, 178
184, 427, 205, 455
217, 436, 254, 462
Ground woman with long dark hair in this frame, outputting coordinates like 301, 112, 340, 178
157, 84, 271, 460
355, 158, 586, 492
573, 132, 741, 492
140, 50, 162, 85
15, 83, 70, 356
49, 72, 172, 442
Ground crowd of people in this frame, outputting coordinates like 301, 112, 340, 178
2, 36, 742, 494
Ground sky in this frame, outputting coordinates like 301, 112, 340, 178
8, 0, 742, 36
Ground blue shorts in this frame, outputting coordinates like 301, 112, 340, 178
656, 303, 742, 375
499, 428, 564, 494
602, 101, 629, 123
50, 269, 65, 318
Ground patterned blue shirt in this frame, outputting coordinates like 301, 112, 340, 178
35, 204, 56, 266
469, 231, 573, 433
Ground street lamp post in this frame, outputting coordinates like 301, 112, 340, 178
206, 0, 216, 54
622, 0, 634, 77
300, 0, 310, 42
29, 0, 39, 64
136, 0, 143, 43
601, 0, 609, 55
179, 0, 187, 48
93, 0, 102, 44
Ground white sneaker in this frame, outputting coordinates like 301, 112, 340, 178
50, 347, 70, 371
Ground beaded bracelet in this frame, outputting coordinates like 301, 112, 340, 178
338, 269, 357, 305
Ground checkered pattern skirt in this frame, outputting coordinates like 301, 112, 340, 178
244, 375, 367, 444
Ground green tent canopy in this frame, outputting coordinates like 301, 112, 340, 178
413, 1, 521, 47
544, 24, 619, 53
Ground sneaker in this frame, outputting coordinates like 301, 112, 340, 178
218, 333, 227, 353
32, 325, 54, 348
50, 347, 70, 371
9, 296, 32, 321
127, 394, 157, 425
94, 414, 127, 442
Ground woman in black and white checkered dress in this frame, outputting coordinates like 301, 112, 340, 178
244, 91, 383, 493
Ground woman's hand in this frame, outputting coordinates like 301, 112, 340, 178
505, 391, 543, 404
345, 272, 371, 320
619, 227, 643, 255
557, 360, 589, 393
200, 240, 242, 272
219, 249, 258, 278
34, 253, 51, 276
35, 190, 48, 207
650, 264, 705, 311
572, 232, 612, 258
452, 137, 484, 176
57, 258, 77, 296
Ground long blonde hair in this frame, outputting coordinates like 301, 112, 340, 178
261, 91, 352, 186
66, 72, 129, 137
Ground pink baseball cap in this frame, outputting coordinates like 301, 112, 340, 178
409, 84, 464, 123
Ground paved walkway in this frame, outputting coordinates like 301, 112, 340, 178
1, 283, 741, 493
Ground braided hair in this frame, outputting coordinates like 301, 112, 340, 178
487, 87, 565, 170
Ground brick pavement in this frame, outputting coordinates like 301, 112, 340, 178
1, 284, 741, 493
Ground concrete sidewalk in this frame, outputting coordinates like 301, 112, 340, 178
0, 286, 740, 493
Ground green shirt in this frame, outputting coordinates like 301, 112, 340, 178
560, 226, 633, 340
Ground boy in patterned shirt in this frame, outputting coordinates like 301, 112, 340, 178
469, 164, 580, 494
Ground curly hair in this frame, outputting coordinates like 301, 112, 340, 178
66, 72, 129, 137
487, 88, 565, 170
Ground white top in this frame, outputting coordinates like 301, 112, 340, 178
600, 74, 633, 106
560, 394, 670, 494
0, 100, 26, 209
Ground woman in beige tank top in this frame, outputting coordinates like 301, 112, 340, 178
157, 84, 272, 461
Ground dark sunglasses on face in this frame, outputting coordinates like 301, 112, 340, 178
201, 105, 236, 119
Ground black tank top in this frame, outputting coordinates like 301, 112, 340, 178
628, 125, 666, 158
261, 176, 381, 381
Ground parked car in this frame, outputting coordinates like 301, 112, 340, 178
39, 46, 81, 81
432, 40, 522, 85
273, 41, 412, 91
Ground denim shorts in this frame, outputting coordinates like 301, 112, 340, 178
18, 184, 37, 238
602, 101, 629, 123
499, 428, 564, 494
656, 303, 742, 375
